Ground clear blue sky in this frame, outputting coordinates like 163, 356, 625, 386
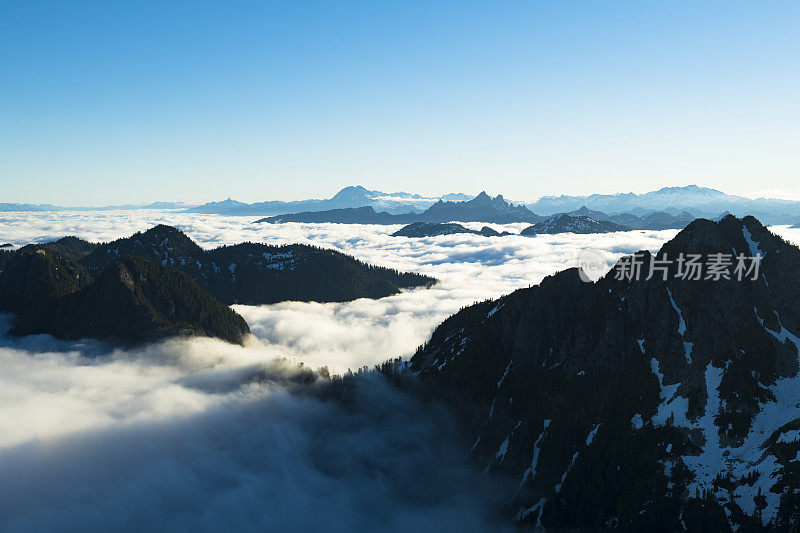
1, 1, 798, 205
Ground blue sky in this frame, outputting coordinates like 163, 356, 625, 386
1, 1, 798, 205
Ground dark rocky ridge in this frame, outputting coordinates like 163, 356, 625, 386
257, 191, 543, 225
257, 193, 702, 231
0, 247, 93, 335
569, 206, 695, 230
409, 215, 800, 530
421, 192, 542, 224
78, 225, 435, 304
260, 205, 414, 224
0, 249, 249, 344
391, 222, 512, 238
520, 213, 628, 235
18, 235, 100, 258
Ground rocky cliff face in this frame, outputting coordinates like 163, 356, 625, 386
421, 192, 542, 224
410, 215, 800, 530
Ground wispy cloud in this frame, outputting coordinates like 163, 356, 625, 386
0, 334, 509, 532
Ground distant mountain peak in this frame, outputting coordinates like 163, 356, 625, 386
654, 184, 724, 195
331, 185, 376, 201
527, 184, 800, 222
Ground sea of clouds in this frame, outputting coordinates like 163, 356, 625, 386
0, 210, 699, 370
1, 211, 798, 531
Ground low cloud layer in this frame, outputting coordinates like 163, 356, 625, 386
0, 333, 510, 532
2, 212, 799, 530
0, 210, 705, 370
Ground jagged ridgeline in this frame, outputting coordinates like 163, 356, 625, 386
0, 250, 249, 344
79, 225, 435, 304
409, 215, 800, 530
391, 222, 512, 238
520, 213, 628, 235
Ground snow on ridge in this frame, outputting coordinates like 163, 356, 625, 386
487, 301, 504, 318
643, 355, 792, 524
641, 338, 690, 427
497, 360, 512, 388
650, 358, 688, 428
517, 419, 551, 492
555, 451, 579, 493
645, 306, 800, 526
666, 287, 693, 363
764, 310, 800, 352
742, 225, 764, 258
495, 436, 510, 460
776, 429, 800, 444
515, 496, 546, 526
666, 287, 686, 336
684, 351, 800, 526
586, 423, 601, 445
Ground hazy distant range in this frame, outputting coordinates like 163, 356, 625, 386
3, 185, 800, 225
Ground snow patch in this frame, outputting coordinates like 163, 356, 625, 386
487, 302, 504, 318
497, 360, 512, 388
586, 423, 601, 445
742, 225, 764, 258
515, 497, 546, 527
517, 420, 550, 492
555, 451, 579, 493
650, 358, 688, 427
666, 288, 686, 336
666, 287, 693, 363
776, 429, 800, 444
495, 436, 510, 462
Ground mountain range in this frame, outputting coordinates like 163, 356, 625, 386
402, 215, 800, 530
4, 185, 800, 225
567, 206, 696, 230
192, 185, 800, 223
0, 247, 250, 344
0, 201, 189, 212
55, 225, 434, 305
187, 186, 473, 216
79, 226, 434, 304
529, 185, 800, 224
520, 213, 628, 236
258, 192, 544, 225
260, 193, 701, 232
391, 222, 512, 238
0, 226, 437, 343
